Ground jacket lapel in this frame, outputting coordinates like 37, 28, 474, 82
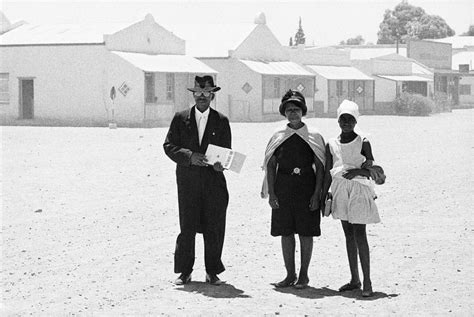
200, 108, 217, 151
184, 107, 201, 149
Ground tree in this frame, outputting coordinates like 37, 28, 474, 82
460, 25, 474, 36
377, 0, 454, 44
294, 17, 305, 45
340, 35, 365, 45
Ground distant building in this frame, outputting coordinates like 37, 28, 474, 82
288, 45, 374, 116
169, 13, 315, 122
407, 40, 461, 110
452, 51, 474, 107
0, 14, 217, 127
350, 51, 434, 114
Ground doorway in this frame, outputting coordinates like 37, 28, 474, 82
19, 79, 34, 119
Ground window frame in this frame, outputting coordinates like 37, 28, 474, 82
0, 73, 10, 104
145, 72, 156, 103
166, 73, 175, 101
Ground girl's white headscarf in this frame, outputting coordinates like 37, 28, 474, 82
260, 124, 325, 198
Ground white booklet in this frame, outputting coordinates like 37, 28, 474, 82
205, 144, 246, 173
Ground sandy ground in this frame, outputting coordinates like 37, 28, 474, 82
1, 109, 473, 316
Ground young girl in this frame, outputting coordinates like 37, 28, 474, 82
321, 100, 381, 297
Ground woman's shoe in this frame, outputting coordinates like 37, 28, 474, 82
293, 278, 309, 289
272, 275, 297, 288
338, 282, 361, 292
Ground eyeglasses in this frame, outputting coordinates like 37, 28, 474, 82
193, 91, 213, 97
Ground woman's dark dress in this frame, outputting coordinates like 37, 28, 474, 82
271, 133, 321, 237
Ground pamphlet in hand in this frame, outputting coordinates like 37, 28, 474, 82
205, 144, 246, 173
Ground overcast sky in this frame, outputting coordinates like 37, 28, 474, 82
2, 0, 473, 46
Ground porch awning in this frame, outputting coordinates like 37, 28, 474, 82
112, 51, 217, 74
306, 65, 373, 80
377, 75, 433, 82
239, 60, 314, 76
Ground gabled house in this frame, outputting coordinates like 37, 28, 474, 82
0, 14, 217, 127
168, 13, 315, 122
350, 52, 434, 114
288, 45, 374, 116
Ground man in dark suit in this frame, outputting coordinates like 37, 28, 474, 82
163, 75, 232, 286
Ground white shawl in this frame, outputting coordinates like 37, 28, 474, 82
260, 124, 326, 198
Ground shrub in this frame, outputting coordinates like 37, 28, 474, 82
392, 93, 434, 116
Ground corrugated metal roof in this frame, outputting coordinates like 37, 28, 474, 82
348, 48, 407, 60
411, 62, 433, 75
239, 60, 314, 76
0, 22, 129, 45
452, 51, 474, 70
378, 75, 433, 82
431, 36, 474, 49
306, 65, 373, 80
163, 22, 256, 57
112, 51, 217, 73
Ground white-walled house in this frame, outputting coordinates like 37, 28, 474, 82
0, 14, 217, 127
167, 13, 315, 122
452, 51, 474, 107
351, 53, 434, 114
288, 45, 375, 116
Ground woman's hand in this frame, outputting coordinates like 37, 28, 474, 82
268, 194, 279, 209
309, 193, 320, 211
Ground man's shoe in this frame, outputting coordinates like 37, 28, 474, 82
174, 273, 191, 285
205, 273, 225, 285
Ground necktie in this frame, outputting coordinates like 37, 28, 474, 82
198, 115, 205, 145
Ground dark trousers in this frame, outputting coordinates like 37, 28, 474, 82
174, 167, 228, 275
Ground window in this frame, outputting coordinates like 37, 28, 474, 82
437, 76, 448, 93
0, 73, 9, 104
145, 73, 155, 103
273, 78, 280, 98
336, 80, 343, 96
460, 84, 471, 95
166, 73, 175, 101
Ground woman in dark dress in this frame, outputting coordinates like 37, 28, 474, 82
261, 90, 325, 289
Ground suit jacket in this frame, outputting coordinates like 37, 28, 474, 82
164, 106, 232, 171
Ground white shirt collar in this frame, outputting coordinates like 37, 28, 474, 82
195, 106, 210, 120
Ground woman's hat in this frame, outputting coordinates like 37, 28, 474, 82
337, 100, 360, 120
279, 90, 307, 116
187, 75, 221, 93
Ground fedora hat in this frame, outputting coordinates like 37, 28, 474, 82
279, 89, 307, 116
187, 75, 221, 93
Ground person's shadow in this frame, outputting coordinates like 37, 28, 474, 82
273, 286, 398, 301
175, 281, 251, 299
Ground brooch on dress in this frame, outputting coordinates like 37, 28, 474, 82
291, 167, 301, 175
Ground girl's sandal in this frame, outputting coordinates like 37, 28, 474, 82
338, 282, 361, 292
272, 275, 297, 288
362, 286, 374, 297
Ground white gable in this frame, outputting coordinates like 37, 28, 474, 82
105, 14, 184, 55
233, 24, 288, 62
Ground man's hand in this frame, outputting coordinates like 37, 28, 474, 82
213, 162, 225, 172
190, 152, 207, 166
309, 193, 320, 211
